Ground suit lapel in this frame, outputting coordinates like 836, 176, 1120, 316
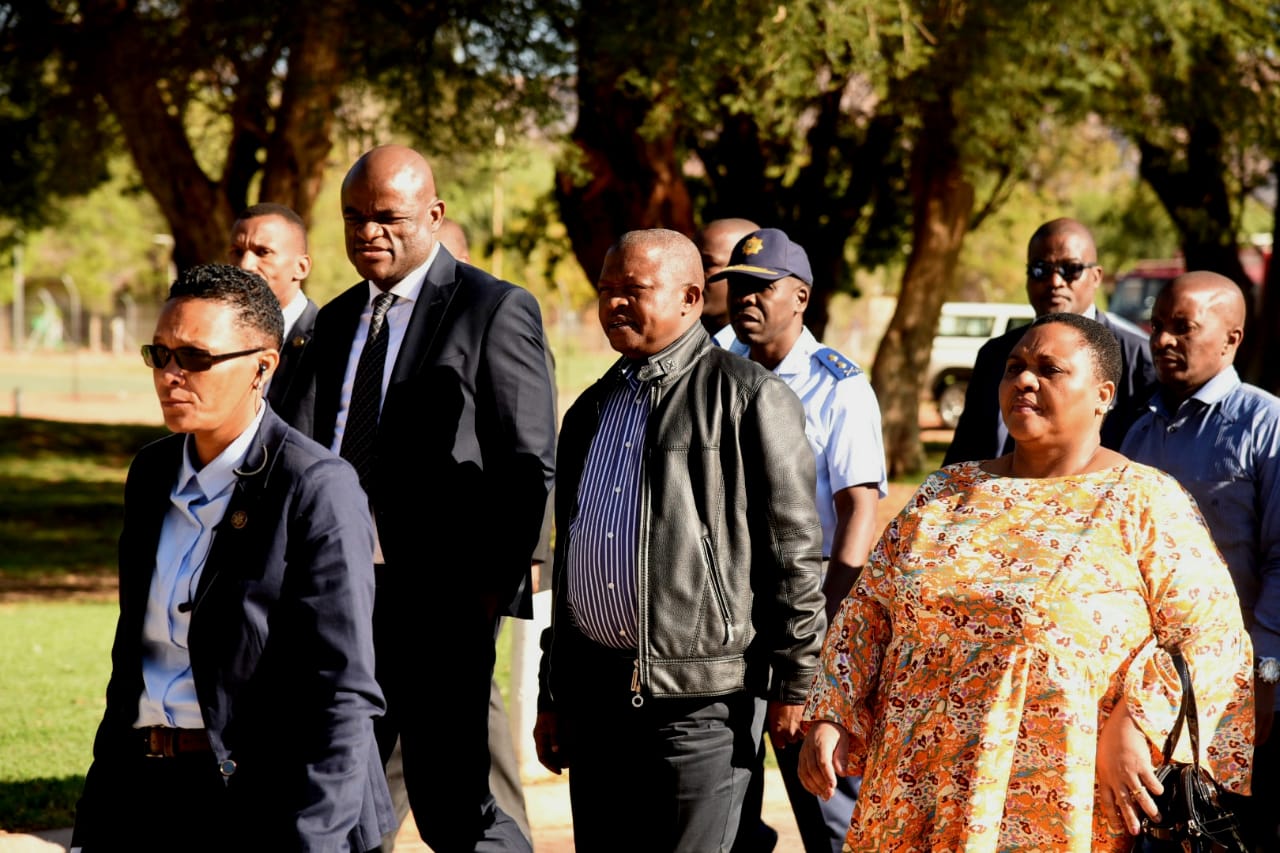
391, 252, 462, 386
269, 299, 318, 409
188, 410, 287, 616
119, 437, 185, 635
313, 285, 368, 446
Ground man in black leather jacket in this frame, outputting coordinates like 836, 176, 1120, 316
534, 228, 826, 852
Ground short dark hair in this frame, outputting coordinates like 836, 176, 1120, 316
235, 203, 309, 251
168, 264, 283, 349
1029, 312, 1120, 385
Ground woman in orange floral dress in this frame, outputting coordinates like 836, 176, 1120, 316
798, 313, 1253, 852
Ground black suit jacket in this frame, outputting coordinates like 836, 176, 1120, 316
268, 298, 318, 433
944, 310, 1157, 464
310, 250, 557, 618
74, 408, 393, 850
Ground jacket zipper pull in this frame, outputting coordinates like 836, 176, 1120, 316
631, 658, 644, 708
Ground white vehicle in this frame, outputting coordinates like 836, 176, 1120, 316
928, 301, 1036, 429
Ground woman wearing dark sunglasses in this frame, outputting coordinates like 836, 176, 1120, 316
72, 264, 393, 852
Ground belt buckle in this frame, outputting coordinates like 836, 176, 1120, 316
143, 727, 175, 758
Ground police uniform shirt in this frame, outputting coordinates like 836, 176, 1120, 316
730, 327, 887, 557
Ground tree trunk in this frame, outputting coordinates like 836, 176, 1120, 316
555, 1, 703, 286
77, 2, 344, 271
1137, 123, 1259, 372
1250, 161, 1280, 393
871, 101, 974, 479
260, 6, 349, 227
555, 93, 694, 286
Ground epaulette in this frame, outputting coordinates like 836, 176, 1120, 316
813, 347, 862, 380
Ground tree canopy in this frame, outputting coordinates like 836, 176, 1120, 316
4, 0, 1280, 473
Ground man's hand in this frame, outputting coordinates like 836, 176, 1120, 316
534, 710, 568, 774
767, 702, 806, 750
798, 720, 848, 801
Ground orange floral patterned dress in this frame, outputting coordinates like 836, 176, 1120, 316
804, 461, 1253, 852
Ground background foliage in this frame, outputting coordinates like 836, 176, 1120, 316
2, 0, 1279, 471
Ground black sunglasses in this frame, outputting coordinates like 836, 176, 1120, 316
141, 344, 264, 372
1026, 260, 1098, 283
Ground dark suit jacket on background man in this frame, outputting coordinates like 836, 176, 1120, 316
945, 218, 1156, 465
268, 298, 317, 431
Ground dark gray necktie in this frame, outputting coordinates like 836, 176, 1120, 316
340, 291, 396, 494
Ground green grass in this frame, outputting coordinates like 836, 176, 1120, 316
0, 418, 166, 579
0, 601, 115, 831
0, 599, 519, 833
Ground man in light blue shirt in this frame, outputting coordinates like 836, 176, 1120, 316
1120, 270, 1280, 849
714, 227, 887, 853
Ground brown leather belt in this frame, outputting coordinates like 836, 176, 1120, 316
139, 726, 211, 758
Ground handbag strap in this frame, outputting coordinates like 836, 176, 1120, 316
1159, 651, 1201, 768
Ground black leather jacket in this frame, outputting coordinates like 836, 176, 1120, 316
539, 323, 826, 709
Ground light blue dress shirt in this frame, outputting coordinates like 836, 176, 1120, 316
712, 323, 738, 349
566, 366, 646, 649
729, 328, 887, 556
136, 404, 267, 728
1121, 366, 1280, 663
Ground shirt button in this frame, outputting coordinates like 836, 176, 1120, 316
614, 486, 621, 494
607, 582, 615, 590
618, 629, 627, 637
606, 532, 614, 539
624, 441, 632, 448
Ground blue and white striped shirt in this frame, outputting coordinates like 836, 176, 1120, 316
566, 367, 647, 649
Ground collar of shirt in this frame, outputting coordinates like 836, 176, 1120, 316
280, 291, 310, 337
726, 326, 817, 378
1082, 304, 1099, 321
770, 327, 820, 379
1151, 365, 1241, 418
712, 323, 738, 348
176, 403, 269, 502
364, 241, 439, 308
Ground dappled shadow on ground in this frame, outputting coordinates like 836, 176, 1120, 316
0, 777, 84, 833
0, 476, 124, 583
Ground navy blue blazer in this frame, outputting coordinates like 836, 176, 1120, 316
74, 407, 393, 850
944, 310, 1157, 465
268, 297, 318, 434
310, 249, 557, 619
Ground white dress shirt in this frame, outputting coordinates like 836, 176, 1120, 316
280, 290, 310, 339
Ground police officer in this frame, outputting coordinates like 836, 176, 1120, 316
712, 228, 888, 853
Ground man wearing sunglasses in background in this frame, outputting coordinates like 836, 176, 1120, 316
944, 217, 1156, 464
72, 264, 392, 851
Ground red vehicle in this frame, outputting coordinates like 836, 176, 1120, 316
1108, 243, 1271, 331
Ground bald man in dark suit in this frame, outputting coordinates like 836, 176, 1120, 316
309, 145, 556, 852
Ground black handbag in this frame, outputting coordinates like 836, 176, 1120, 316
1134, 652, 1251, 853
